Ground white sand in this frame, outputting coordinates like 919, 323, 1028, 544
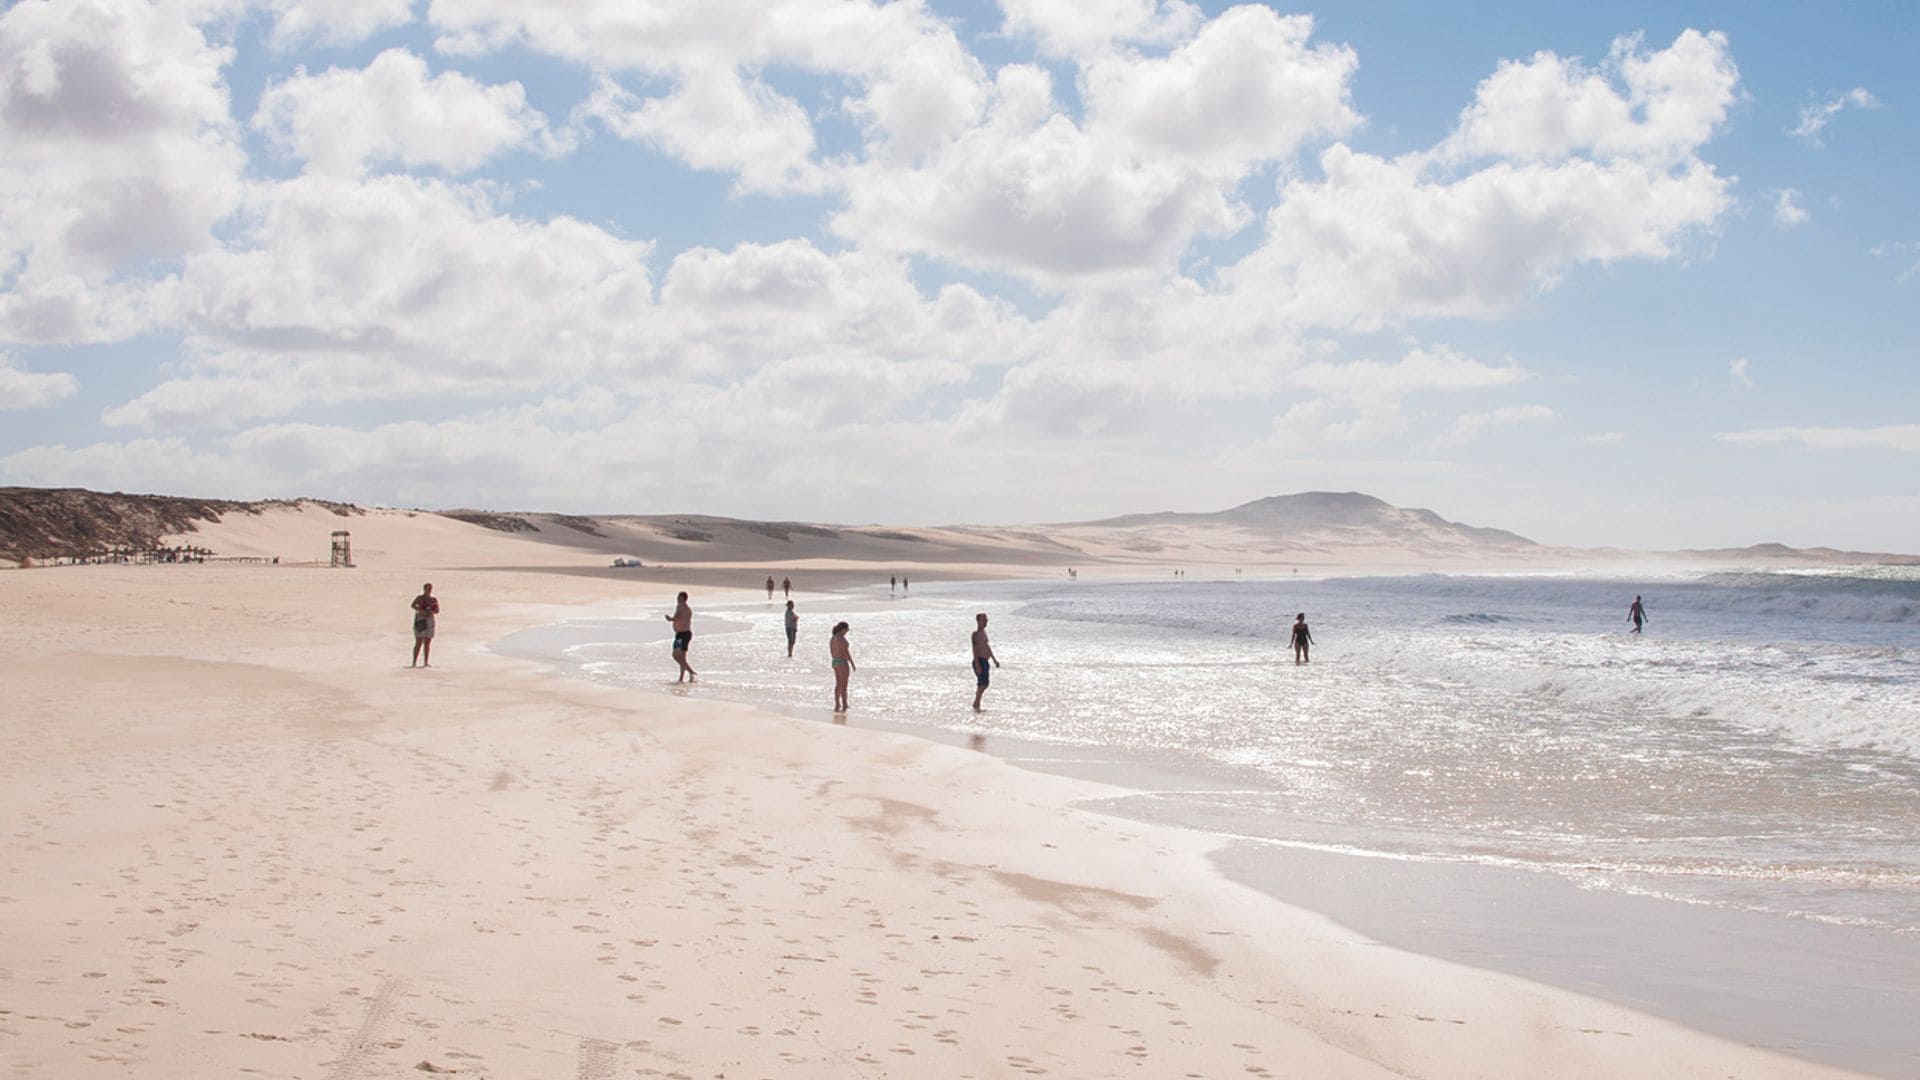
0, 508, 1863, 1078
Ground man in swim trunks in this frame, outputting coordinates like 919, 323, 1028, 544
784, 600, 799, 657
410, 583, 439, 667
971, 612, 999, 711
1291, 612, 1313, 664
1629, 595, 1647, 634
665, 591, 696, 682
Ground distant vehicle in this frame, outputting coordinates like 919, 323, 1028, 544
612, 558, 644, 568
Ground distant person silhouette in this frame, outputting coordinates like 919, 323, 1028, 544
890, 575, 896, 593
665, 591, 696, 682
830, 621, 854, 711
782, 576, 791, 598
766, 575, 776, 599
1291, 612, 1313, 664
1629, 595, 1647, 634
971, 613, 1000, 711
410, 583, 439, 667
784, 600, 799, 657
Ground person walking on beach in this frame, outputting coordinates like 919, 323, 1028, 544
890, 574, 896, 593
1290, 612, 1313, 664
665, 591, 696, 682
766, 575, 776, 599
830, 621, 854, 711
784, 600, 799, 658
1629, 595, 1647, 634
971, 612, 1000, 711
782, 576, 791, 598
410, 583, 439, 668
902, 575, 909, 593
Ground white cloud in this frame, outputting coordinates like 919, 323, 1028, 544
262, 0, 414, 49
100, 169, 1028, 430
1770, 187, 1808, 227
1719, 425, 1920, 453
832, 64, 1246, 284
1081, 8, 1359, 173
999, 0, 1201, 58
253, 48, 557, 176
579, 70, 822, 195
1263, 346, 1532, 445
429, 0, 989, 162
1444, 30, 1739, 165
0, 353, 80, 409
105, 173, 658, 429
1429, 403, 1555, 450
1218, 29, 1738, 331
835, 9, 1358, 285
0, 0, 245, 342
1869, 241, 1920, 286
1789, 87, 1879, 144
1233, 148, 1730, 330
1729, 357, 1754, 388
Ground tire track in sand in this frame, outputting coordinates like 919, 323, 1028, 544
325, 976, 402, 1080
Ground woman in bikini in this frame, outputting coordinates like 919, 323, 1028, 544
830, 621, 855, 712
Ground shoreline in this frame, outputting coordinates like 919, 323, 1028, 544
492, 580, 1913, 1077
0, 559, 1868, 1077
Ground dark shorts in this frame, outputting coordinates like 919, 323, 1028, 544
785, 627, 797, 645
673, 630, 692, 652
974, 657, 991, 687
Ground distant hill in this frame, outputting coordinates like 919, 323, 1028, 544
1067, 490, 1536, 556
3, 486, 1914, 567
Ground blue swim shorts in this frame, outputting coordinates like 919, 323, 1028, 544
974, 657, 991, 687
673, 630, 692, 651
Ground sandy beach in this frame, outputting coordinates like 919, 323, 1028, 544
0, 509, 1869, 1078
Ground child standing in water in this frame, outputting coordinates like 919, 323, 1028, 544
830, 621, 854, 711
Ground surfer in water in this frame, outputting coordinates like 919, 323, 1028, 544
1629, 595, 1647, 634
1291, 612, 1313, 664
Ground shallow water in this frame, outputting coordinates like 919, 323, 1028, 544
502, 570, 1920, 941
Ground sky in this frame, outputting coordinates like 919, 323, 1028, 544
0, 0, 1915, 551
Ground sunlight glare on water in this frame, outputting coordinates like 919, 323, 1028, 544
508, 570, 1920, 935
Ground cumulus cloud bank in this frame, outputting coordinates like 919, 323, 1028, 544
0, 0, 1756, 520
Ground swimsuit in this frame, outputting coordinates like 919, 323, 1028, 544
974, 657, 991, 687
673, 630, 692, 651
831, 656, 849, 668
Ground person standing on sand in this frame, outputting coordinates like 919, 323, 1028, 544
410, 583, 439, 668
784, 600, 799, 658
971, 612, 1000, 711
782, 576, 791, 598
766, 575, 776, 599
890, 574, 896, 593
1629, 595, 1647, 634
665, 591, 696, 682
902, 575, 909, 593
1290, 612, 1313, 665
830, 621, 854, 711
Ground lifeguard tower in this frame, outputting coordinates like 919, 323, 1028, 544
330, 530, 354, 567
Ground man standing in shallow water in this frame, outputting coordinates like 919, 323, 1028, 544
665, 591, 696, 682
971, 612, 1000, 711
1629, 595, 1647, 634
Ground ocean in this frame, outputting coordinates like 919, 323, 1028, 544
493, 567, 1920, 1072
